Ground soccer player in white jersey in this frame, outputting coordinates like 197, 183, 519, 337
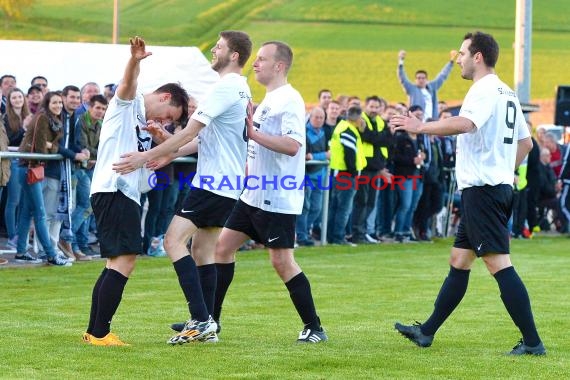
83, 36, 189, 346
390, 31, 545, 355
113, 31, 252, 344
213, 41, 327, 343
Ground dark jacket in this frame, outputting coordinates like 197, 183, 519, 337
18, 112, 62, 167
3, 113, 25, 147
392, 131, 427, 177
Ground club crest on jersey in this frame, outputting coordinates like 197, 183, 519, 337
258, 106, 271, 122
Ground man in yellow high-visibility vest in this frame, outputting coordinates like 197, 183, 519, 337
327, 106, 367, 245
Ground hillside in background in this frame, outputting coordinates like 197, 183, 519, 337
2, 0, 569, 124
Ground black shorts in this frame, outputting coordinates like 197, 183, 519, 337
453, 184, 513, 257
91, 191, 142, 258
176, 187, 237, 228
225, 199, 296, 249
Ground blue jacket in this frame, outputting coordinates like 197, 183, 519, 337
397, 60, 453, 118
305, 122, 328, 177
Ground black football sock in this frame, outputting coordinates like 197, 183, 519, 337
173, 255, 208, 322
421, 266, 470, 336
92, 269, 128, 338
197, 264, 217, 316
285, 272, 320, 331
494, 266, 541, 347
87, 267, 108, 334
213, 262, 235, 322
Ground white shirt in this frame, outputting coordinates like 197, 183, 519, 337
240, 84, 306, 214
191, 73, 251, 199
456, 74, 530, 190
91, 93, 151, 205
421, 88, 433, 120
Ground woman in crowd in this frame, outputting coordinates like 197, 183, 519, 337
15, 91, 71, 266
3, 88, 33, 248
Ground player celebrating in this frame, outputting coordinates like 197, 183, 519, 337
391, 31, 545, 355
113, 31, 252, 344
84, 36, 188, 346
212, 41, 327, 343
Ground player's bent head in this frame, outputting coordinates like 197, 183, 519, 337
220, 30, 253, 68
463, 31, 499, 68
154, 83, 190, 122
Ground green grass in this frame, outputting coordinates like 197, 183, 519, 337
1, 236, 568, 379
2, 0, 570, 103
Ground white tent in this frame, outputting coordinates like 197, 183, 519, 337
0, 39, 219, 102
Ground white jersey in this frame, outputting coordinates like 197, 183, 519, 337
191, 73, 251, 199
91, 93, 152, 205
240, 84, 306, 214
456, 74, 530, 190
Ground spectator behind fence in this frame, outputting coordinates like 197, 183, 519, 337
323, 100, 341, 144
71, 94, 108, 259
3, 88, 32, 249
16, 91, 71, 266
0, 118, 10, 205
27, 85, 44, 115
43, 85, 89, 262
75, 82, 101, 119
352, 96, 392, 244
103, 83, 116, 102
543, 131, 566, 178
558, 136, 570, 234
327, 106, 367, 246
296, 106, 328, 246
1, 74, 17, 114
31, 75, 49, 95
391, 109, 426, 243
397, 50, 456, 120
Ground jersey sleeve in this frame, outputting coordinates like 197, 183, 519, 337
280, 102, 305, 145
192, 80, 238, 126
516, 107, 530, 141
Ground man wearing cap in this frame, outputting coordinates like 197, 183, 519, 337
27, 85, 44, 114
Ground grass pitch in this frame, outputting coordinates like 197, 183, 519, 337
1, 235, 568, 379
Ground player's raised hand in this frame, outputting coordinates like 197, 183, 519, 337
398, 50, 406, 60
391, 111, 422, 134
130, 36, 152, 61
143, 120, 171, 143
450, 49, 459, 61
245, 100, 255, 137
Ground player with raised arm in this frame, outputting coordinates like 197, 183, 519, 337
83, 36, 189, 346
113, 31, 253, 344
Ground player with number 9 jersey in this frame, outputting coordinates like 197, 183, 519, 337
456, 75, 529, 190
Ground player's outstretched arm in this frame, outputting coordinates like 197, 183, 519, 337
391, 113, 475, 136
113, 119, 204, 174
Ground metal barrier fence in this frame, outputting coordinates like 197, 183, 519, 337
0, 151, 331, 245
0, 150, 457, 245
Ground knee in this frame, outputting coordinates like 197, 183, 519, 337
163, 232, 181, 252
109, 256, 137, 277
215, 240, 234, 262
